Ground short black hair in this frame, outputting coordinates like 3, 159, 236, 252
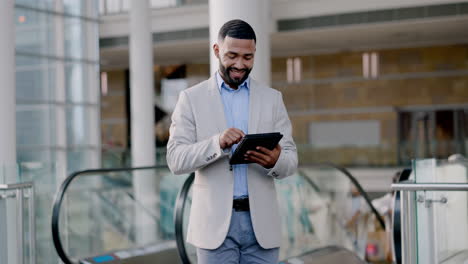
218, 19, 256, 43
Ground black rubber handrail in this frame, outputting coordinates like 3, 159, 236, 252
173, 163, 386, 264
173, 173, 195, 264
51, 165, 168, 264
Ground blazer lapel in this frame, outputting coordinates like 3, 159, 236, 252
207, 75, 228, 133
248, 78, 261, 134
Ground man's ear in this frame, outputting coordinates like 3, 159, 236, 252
213, 43, 220, 59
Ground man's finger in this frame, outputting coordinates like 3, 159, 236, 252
229, 128, 245, 137
231, 128, 245, 136
223, 135, 233, 146
226, 134, 237, 142
246, 150, 270, 163
227, 131, 243, 141
233, 132, 244, 141
255, 146, 273, 155
245, 154, 267, 167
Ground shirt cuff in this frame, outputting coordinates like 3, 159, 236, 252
222, 147, 231, 155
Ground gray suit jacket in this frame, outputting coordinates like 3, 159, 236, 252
167, 75, 297, 249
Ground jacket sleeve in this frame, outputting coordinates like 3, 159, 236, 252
267, 91, 298, 179
166, 90, 229, 175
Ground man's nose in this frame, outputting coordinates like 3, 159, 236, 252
233, 59, 245, 69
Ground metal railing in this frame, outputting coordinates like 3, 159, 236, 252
0, 182, 35, 264
391, 181, 468, 264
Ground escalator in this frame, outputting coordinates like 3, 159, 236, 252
51, 166, 187, 264
174, 163, 385, 263
52, 164, 387, 263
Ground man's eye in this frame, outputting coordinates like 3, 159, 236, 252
245, 56, 252, 60
228, 55, 236, 59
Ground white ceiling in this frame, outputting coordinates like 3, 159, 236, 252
100, 15, 468, 70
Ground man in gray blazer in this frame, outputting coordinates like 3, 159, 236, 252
167, 19, 298, 264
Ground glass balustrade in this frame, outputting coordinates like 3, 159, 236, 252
412, 158, 468, 264
178, 164, 383, 263
56, 166, 190, 261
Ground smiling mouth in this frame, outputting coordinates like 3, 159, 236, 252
230, 69, 246, 79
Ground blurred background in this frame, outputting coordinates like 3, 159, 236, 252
99, 0, 468, 169
1, 0, 468, 263
97, 0, 468, 197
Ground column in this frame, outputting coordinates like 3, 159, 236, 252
0, 1, 19, 263
84, 0, 101, 169
209, 0, 272, 85
129, 0, 158, 244
0, 0, 16, 179
54, 0, 67, 181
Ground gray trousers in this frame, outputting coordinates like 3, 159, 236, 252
197, 210, 279, 264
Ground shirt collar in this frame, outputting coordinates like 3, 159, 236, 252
216, 71, 250, 92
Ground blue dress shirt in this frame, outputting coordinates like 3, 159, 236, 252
216, 71, 249, 198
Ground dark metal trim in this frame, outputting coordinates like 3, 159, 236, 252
278, 2, 468, 32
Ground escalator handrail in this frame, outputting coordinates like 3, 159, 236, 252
174, 173, 195, 264
173, 162, 386, 264
51, 165, 169, 264
304, 162, 386, 230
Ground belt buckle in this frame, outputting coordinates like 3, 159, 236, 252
233, 198, 249, 211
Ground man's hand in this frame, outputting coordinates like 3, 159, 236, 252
244, 144, 281, 169
219, 128, 245, 149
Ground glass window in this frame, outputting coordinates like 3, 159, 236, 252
85, 21, 100, 61
122, 0, 130, 11
86, 0, 100, 18
398, 109, 468, 164
151, 0, 177, 8
15, 7, 55, 56
64, 17, 85, 59
16, 56, 56, 102
17, 149, 53, 163
65, 62, 87, 102
65, 63, 100, 103
66, 106, 99, 146
16, 105, 56, 147
105, 0, 122, 13
63, 0, 85, 17
67, 148, 99, 173
14, 3, 100, 264
15, 0, 54, 11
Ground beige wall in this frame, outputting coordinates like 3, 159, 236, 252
272, 44, 468, 165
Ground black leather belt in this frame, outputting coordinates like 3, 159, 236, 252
233, 197, 250, 211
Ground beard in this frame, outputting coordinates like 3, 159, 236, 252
218, 60, 252, 87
